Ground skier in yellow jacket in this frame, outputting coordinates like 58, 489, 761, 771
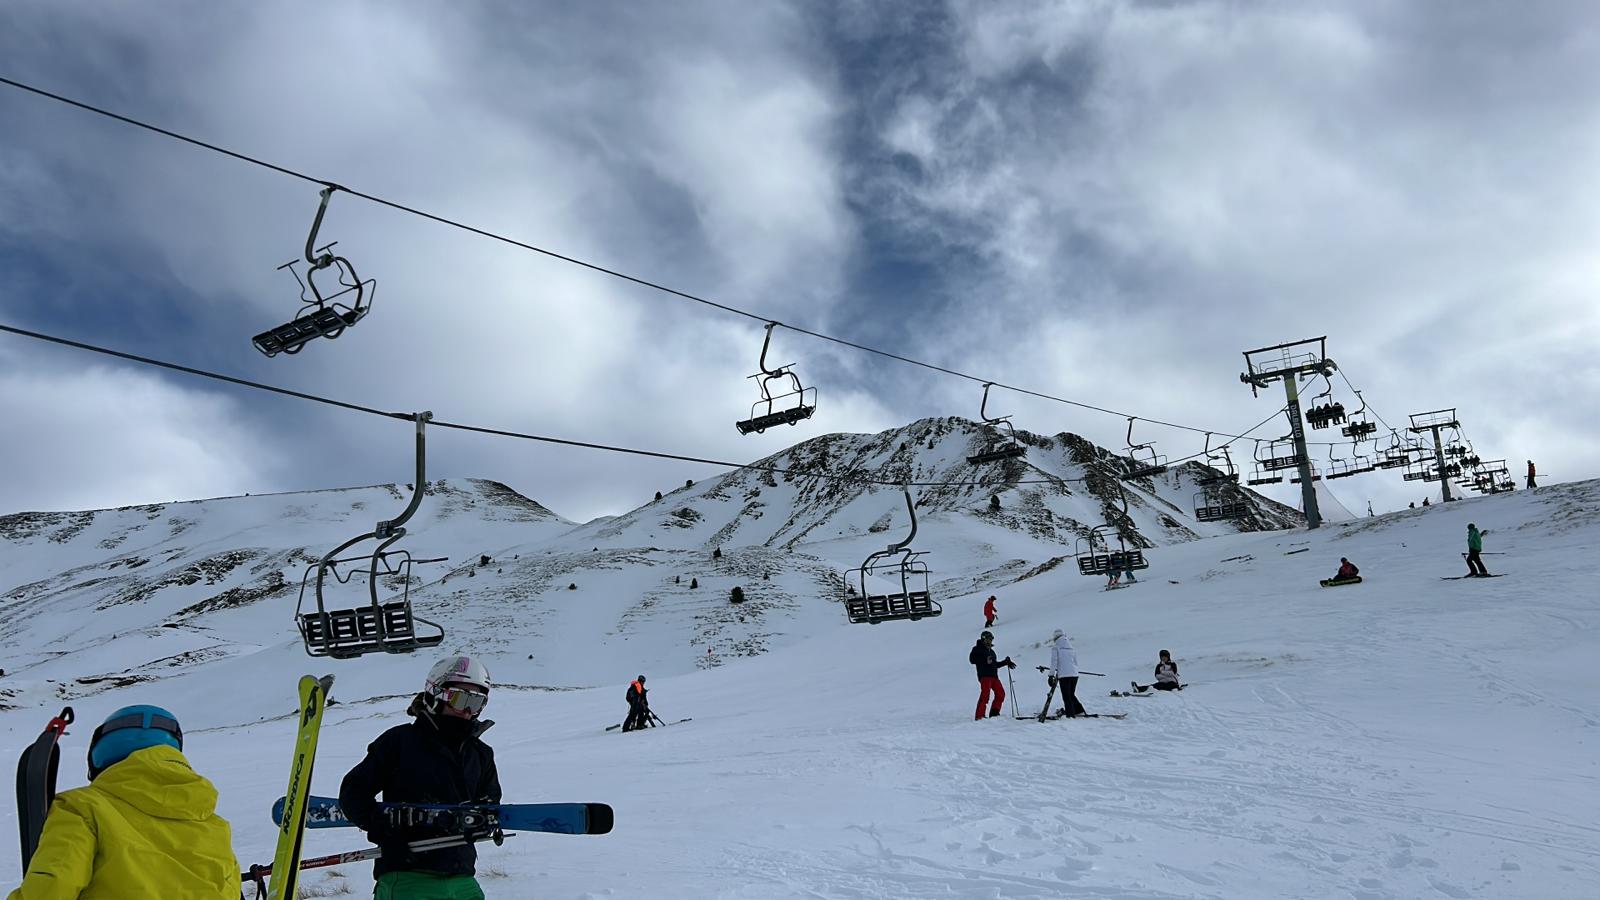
7, 705, 238, 900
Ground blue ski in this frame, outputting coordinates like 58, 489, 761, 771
272, 795, 613, 836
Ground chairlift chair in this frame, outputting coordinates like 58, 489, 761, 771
1290, 465, 1322, 484
295, 412, 446, 658
966, 383, 1027, 465
1123, 418, 1168, 478
1075, 530, 1113, 576
1193, 489, 1249, 522
1401, 452, 1433, 482
1341, 392, 1377, 439
1196, 436, 1242, 486
1303, 373, 1346, 429
253, 186, 376, 357
735, 323, 818, 435
1260, 437, 1303, 472
842, 487, 941, 624
1246, 440, 1285, 485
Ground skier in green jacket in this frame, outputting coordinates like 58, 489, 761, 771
1465, 523, 1490, 577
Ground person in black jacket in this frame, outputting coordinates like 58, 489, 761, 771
340, 655, 502, 899
622, 675, 649, 732
968, 631, 1016, 720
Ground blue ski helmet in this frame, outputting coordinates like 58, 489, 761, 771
87, 705, 182, 779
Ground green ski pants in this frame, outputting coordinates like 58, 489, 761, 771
375, 871, 486, 899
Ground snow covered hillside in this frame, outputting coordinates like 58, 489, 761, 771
0, 418, 1296, 714
7, 442, 1595, 898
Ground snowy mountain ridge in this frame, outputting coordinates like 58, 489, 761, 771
0, 418, 1295, 714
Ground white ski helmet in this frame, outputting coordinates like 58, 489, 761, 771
425, 655, 491, 699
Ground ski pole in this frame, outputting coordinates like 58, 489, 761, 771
1079, 671, 1105, 677
241, 832, 515, 882
1006, 666, 1019, 719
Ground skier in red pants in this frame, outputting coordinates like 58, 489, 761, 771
968, 631, 1016, 720
982, 595, 998, 627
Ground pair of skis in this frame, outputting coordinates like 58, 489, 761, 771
1020, 677, 1126, 721
245, 797, 613, 883
605, 711, 691, 732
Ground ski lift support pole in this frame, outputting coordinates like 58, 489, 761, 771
1240, 337, 1333, 529
1408, 408, 1461, 504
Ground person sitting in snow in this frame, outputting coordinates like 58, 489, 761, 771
1132, 650, 1183, 693
1332, 558, 1359, 581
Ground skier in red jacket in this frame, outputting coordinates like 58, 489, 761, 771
982, 595, 997, 627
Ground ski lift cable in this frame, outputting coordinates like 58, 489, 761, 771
2, 320, 1252, 490
0, 75, 1359, 448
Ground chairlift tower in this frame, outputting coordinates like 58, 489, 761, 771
1240, 337, 1334, 529
1408, 409, 1461, 504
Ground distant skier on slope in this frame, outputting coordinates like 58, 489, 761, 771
7, 706, 239, 899
1044, 629, 1087, 718
1331, 558, 1359, 581
339, 656, 501, 898
983, 595, 998, 627
623, 675, 650, 732
1464, 523, 1491, 577
1526, 460, 1537, 489
969, 631, 1016, 720
1132, 650, 1184, 693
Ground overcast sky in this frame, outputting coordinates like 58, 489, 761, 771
1, 0, 1596, 521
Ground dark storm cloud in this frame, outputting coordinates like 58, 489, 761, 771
0, 0, 1595, 517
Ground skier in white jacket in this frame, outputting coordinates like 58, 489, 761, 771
1047, 629, 1087, 718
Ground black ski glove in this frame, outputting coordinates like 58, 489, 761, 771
1004, 658, 1016, 669
1036, 666, 1049, 673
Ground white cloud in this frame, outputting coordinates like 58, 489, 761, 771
0, 357, 272, 511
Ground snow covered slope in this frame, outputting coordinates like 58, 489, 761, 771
2, 469, 1596, 897
6, 474, 1587, 890
0, 418, 1297, 714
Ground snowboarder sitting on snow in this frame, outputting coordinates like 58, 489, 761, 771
983, 595, 998, 627
1132, 650, 1183, 693
7, 705, 239, 900
622, 675, 650, 732
969, 631, 1016, 720
1332, 558, 1359, 581
340, 655, 501, 900
1044, 628, 1087, 717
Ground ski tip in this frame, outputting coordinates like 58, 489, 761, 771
587, 803, 615, 835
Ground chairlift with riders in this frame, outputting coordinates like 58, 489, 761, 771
1076, 476, 1151, 574
1303, 372, 1346, 430
1341, 391, 1377, 440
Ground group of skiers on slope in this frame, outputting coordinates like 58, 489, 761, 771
968, 627, 1182, 721
10, 654, 502, 900
1328, 522, 1493, 582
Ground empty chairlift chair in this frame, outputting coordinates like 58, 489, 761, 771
295, 412, 447, 658
966, 383, 1027, 465
253, 186, 376, 357
735, 322, 817, 435
843, 487, 941, 624
1123, 418, 1168, 478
